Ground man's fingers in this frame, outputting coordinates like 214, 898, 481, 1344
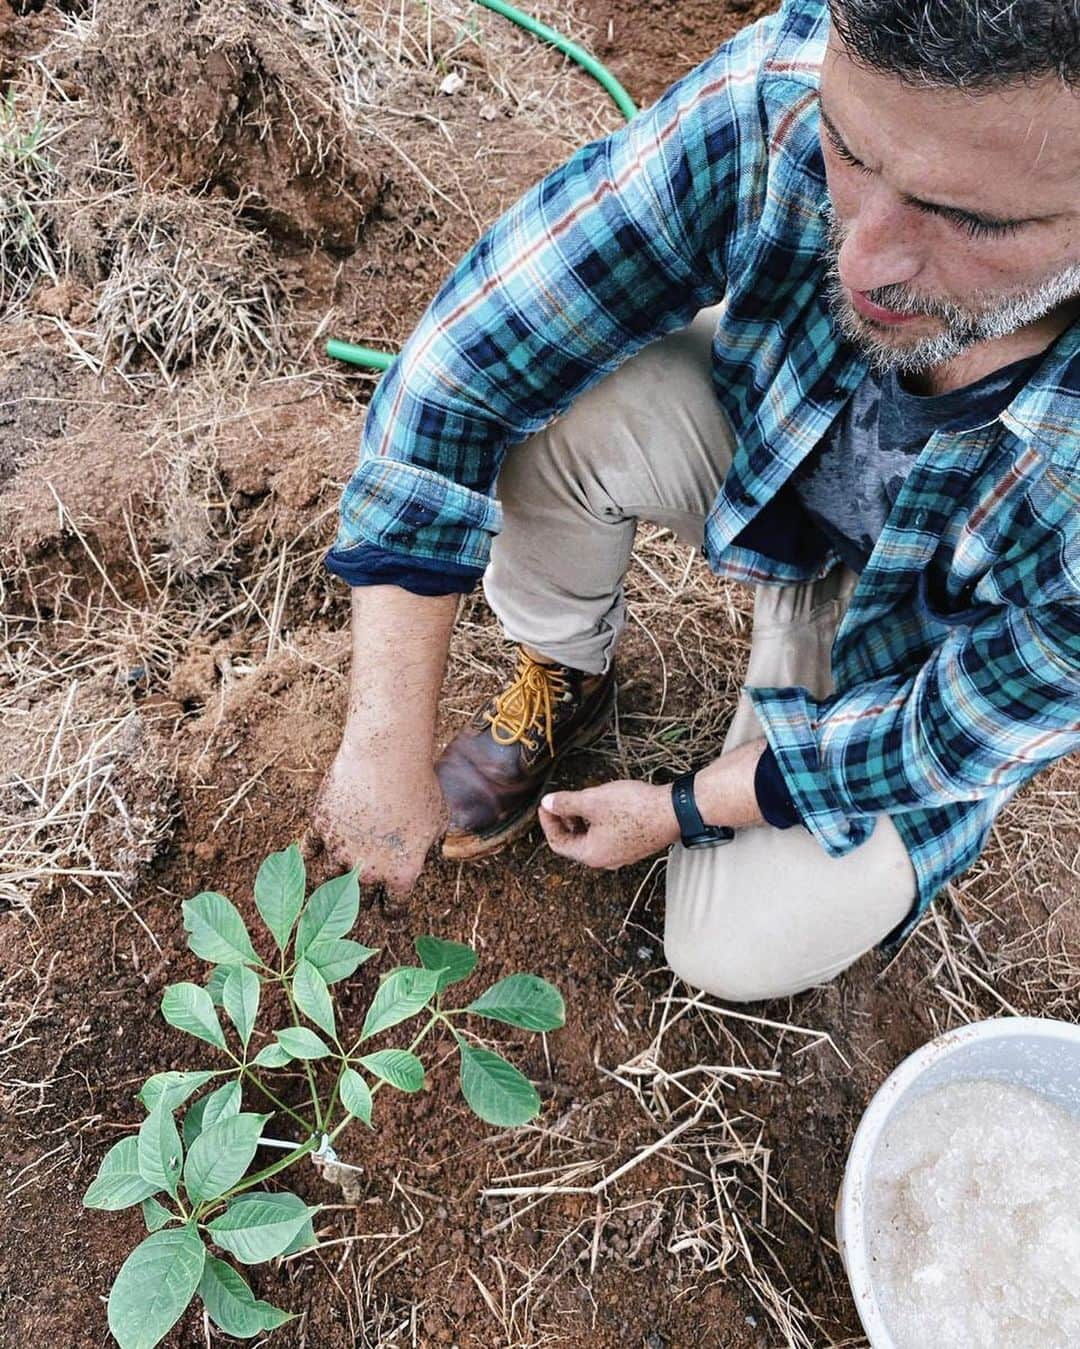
378, 860, 423, 900
541, 821, 587, 862
539, 805, 591, 864
539, 803, 587, 838
540, 790, 590, 818
307, 824, 356, 886
542, 820, 606, 867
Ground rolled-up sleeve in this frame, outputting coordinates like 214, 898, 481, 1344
748, 601, 1080, 855
329, 15, 776, 582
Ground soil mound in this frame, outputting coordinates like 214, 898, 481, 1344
84, 0, 390, 248
0, 346, 70, 484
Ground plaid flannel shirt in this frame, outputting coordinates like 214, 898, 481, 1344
330, 0, 1080, 943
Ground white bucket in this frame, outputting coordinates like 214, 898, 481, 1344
834, 1015, 1080, 1348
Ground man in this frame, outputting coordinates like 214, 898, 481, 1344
314, 0, 1080, 1001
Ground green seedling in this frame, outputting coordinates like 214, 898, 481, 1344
0, 89, 60, 306
83, 843, 565, 1348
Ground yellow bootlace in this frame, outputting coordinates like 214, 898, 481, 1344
485, 650, 570, 756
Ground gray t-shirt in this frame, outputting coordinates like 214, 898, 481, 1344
792, 352, 1043, 573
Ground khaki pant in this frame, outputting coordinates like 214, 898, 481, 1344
486, 306, 917, 1001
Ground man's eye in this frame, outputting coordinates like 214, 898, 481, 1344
951, 213, 1023, 240
829, 138, 873, 177
926, 202, 1024, 238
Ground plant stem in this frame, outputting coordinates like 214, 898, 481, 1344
202, 1133, 320, 1214
240, 1066, 312, 1131
328, 1011, 444, 1143
320, 1057, 350, 1137
342, 1001, 444, 1064
282, 981, 325, 1132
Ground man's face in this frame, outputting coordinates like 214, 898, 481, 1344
818, 33, 1080, 373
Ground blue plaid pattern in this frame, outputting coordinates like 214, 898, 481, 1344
331, 0, 1080, 941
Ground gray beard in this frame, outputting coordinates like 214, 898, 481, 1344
820, 204, 1080, 375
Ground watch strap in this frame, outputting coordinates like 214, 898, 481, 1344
671, 771, 735, 848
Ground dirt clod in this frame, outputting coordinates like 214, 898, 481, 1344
86, 0, 390, 248
0, 347, 71, 485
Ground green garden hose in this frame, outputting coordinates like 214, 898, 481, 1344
472, 0, 637, 122
325, 0, 637, 372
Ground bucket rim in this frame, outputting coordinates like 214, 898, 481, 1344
836, 1014, 1080, 1348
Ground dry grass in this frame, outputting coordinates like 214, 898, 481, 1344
336, 0, 617, 233
0, 88, 65, 311
0, 363, 354, 916
471, 966, 853, 1347
92, 192, 290, 383
0, 676, 174, 920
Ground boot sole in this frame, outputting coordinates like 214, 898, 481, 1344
440, 680, 617, 862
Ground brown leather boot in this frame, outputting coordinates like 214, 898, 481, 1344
436, 647, 616, 860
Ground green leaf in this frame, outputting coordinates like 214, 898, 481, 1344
107, 1224, 205, 1349
251, 1042, 292, 1068
415, 935, 477, 991
467, 974, 565, 1032
223, 964, 261, 1049
161, 983, 227, 1050
183, 1080, 242, 1150
142, 1197, 175, 1232
305, 937, 378, 984
274, 1026, 331, 1060
182, 892, 260, 967
282, 1211, 317, 1255
339, 1067, 373, 1125
83, 1136, 158, 1210
360, 966, 441, 1040
294, 870, 359, 957
357, 1048, 425, 1093
254, 843, 306, 953
458, 1041, 540, 1127
206, 1191, 318, 1265
205, 965, 230, 1008
183, 1113, 270, 1205
657, 723, 690, 744
198, 1256, 292, 1337
137, 1102, 182, 1199
139, 1070, 217, 1113
292, 959, 336, 1039
260, 1191, 317, 1256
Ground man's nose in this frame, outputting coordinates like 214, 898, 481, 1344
836, 190, 924, 295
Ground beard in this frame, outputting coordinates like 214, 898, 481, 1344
820, 203, 1080, 375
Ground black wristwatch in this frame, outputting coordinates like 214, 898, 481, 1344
671, 771, 736, 849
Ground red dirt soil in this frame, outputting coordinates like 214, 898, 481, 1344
2, 3, 1078, 1348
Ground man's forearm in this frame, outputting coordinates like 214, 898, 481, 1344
691, 737, 768, 830
341, 585, 458, 754
539, 737, 771, 871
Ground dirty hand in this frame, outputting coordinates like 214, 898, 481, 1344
538, 780, 680, 870
312, 741, 449, 897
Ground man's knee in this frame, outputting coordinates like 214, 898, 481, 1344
662, 927, 836, 1003
661, 821, 916, 1004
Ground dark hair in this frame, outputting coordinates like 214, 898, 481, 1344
828, 1, 1080, 90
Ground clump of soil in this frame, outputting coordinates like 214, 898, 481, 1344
84, 0, 390, 248
0, 346, 70, 484
0, 0, 60, 87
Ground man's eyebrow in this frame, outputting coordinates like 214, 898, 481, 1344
817, 100, 1051, 229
